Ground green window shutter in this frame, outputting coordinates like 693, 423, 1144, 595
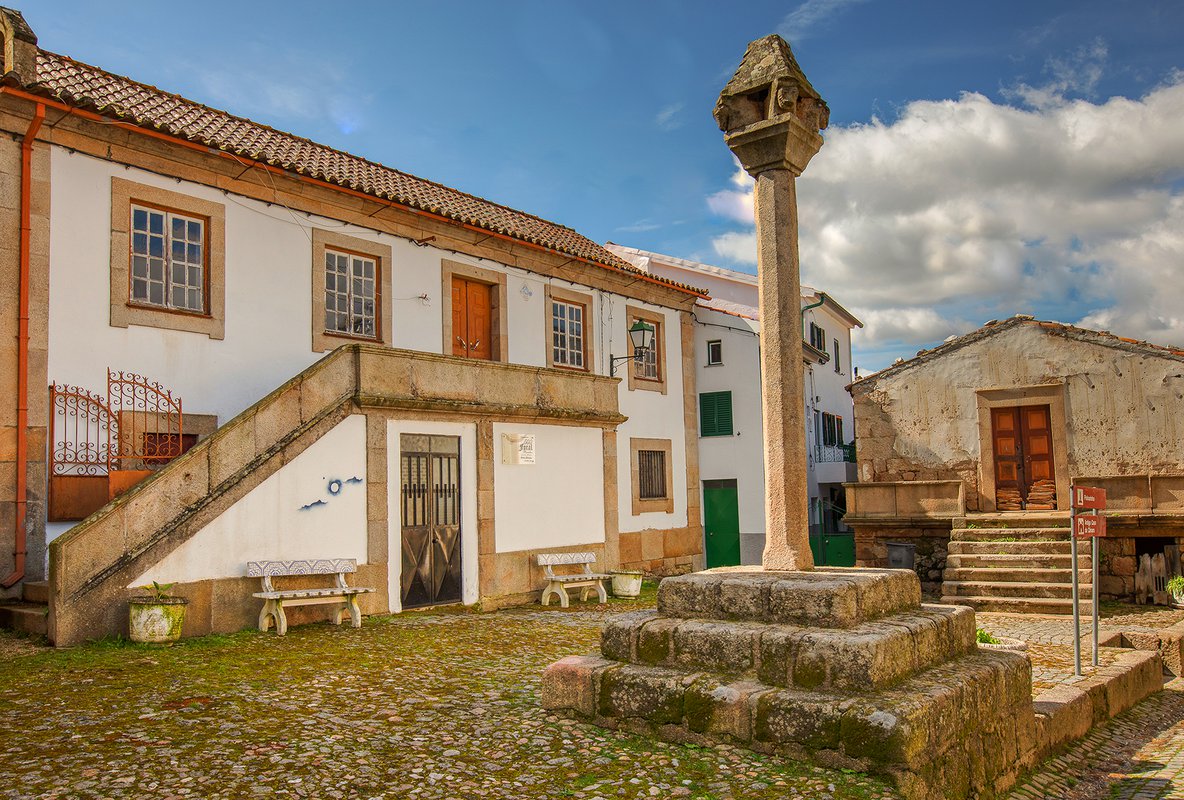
700, 391, 733, 437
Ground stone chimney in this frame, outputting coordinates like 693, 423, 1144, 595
0, 7, 37, 84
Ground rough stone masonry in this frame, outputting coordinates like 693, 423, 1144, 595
713, 34, 827, 571
542, 36, 1040, 800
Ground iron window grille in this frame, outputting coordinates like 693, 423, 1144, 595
130, 204, 206, 313
324, 248, 377, 339
638, 449, 668, 500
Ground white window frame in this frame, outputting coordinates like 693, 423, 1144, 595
323, 247, 378, 340
129, 204, 207, 314
706, 339, 723, 366
551, 298, 586, 369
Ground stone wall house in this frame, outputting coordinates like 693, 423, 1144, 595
606, 244, 862, 568
0, 8, 708, 645
846, 315, 1184, 603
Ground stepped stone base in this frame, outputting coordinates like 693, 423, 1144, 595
542, 568, 1035, 800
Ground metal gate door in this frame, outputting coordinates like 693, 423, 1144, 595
400, 434, 462, 608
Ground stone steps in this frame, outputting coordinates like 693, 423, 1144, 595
942, 522, 1095, 614
948, 540, 1077, 556
945, 553, 1090, 570
952, 528, 1071, 541
943, 567, 1092, 584
955, 515, 1069, 530
943, 580, 1091, 599
23, 580, 48, 604
600, 604, 976, 692
0, 601, 48, 636
543, 569, 1037, 800
938, 595, 1079, 615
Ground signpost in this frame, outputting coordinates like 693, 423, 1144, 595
1070, 484, 1107, 676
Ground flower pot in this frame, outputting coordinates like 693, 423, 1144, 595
610, 571, 644, 598
977, 636, 1027, 652
128, 597, 188, 643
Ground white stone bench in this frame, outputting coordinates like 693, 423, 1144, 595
538, 552, 610, 608
248, 559, 375, 636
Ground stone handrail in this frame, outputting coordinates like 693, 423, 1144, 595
49, 345, 623, 645
842, 480, 965, 520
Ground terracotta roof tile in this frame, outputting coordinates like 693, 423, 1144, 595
20, 50, 706, 297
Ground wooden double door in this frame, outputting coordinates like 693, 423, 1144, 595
451, 277, 493, 360
399, 434, 463, 608
991, 404, 1057, 510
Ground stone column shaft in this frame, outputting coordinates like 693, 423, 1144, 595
754, 170, 812, 570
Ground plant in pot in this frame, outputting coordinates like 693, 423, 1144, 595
128, 581, 188, 644
1167, 576, 1184, 609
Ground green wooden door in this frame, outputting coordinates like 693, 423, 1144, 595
703, 479, 741, 568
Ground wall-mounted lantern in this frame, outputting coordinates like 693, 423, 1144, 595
610, 320, 656, 377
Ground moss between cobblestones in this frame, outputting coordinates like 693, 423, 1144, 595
0, 591, 897, 800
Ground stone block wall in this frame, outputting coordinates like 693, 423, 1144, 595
854, 524, 952, 596
0, 116, 50, 592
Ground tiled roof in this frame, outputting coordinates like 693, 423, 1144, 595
853, 315, 1184, 389
16, 49, 705, 297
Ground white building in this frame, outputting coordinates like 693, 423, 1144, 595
607, 245, 862, 567
0, 9, 708, 644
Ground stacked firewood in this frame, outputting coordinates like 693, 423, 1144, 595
996, 487, 1023, 511
1025, 479, 1058, 510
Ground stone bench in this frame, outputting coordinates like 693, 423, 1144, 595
248, 559, 374, 635
538, 552, 610, 608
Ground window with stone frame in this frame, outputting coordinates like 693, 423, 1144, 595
129, 204, 207, 314
323, 248, 378, 340
637, 449, 668, 500
630, 437, 674, 514
632, 316, 662, 381
551, 298, 586, 369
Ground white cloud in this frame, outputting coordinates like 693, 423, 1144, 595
706, 72, 1184, 357
177, 46, 369, 136
656, 102, 685, 131
779, 0, 868, 43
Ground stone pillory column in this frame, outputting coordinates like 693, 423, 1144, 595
713, 36, 829, 571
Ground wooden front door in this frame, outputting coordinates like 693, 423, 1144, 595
399, 434, 463, 608
451, 277, 493, 360
991, 404, 1057, 511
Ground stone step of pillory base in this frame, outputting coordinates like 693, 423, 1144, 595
542, 569, 1039, 800
655, 568, 921, 629
599, 603, 976, 692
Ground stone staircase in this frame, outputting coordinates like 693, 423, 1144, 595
543, 568, 1036, 800
941, 515, 1092, 614
0, 580, 49, 636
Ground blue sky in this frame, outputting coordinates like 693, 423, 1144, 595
28, 1, 1184, 371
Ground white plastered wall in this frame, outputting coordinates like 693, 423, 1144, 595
492, 422, 605, 553
385, 420, 479, 613
610, 297, 690, 533
692, 306, 766, 564
131, 414, 368, 585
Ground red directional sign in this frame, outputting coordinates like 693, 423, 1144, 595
1074, 514, 1107, 538
1073, 486, 1107, 510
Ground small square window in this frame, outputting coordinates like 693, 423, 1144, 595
637, 449, 668, 500
706, 340, 723, 366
